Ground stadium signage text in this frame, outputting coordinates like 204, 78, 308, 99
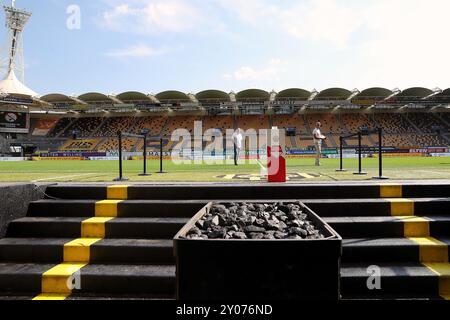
0, 96, 33, 105
0, 111, 29, 133
39, 152, 107, 158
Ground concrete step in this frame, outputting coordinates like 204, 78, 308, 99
0, 263, 175, 296
0, 293, 174, 300
325, 215, 450, 238
29, 200, 205, 218
28, 197, 450, 219
6, 217, 189, 239
342, 294, 443, 301
44, 183, 450, 200
28, 198, 450, 218
2, 183, 449, 301
341, 263, 441, 298
342, 237, 450, 263
0, 238, 174, 264
304, 198, 450, 217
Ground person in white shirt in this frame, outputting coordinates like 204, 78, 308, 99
232, 128, 243, 166
313, 121, 326, 166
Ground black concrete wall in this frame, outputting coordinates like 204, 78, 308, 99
0, 183, 48, 237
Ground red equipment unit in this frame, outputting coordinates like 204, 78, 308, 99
267, 145, 286, 183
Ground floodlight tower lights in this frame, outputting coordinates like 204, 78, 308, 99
3, 0, 32, 79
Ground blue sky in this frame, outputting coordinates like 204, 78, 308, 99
1, 0, 449, 96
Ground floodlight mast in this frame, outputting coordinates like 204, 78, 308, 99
3, 0, 32, 80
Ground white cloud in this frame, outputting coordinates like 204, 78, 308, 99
218, 0, 450, 88
105, 44, 167, 58
281, 0, 363, 48
224, 59, 285, 82
217, 0, 363, 48
349, 0, 450, 88
216, 0, 279, 26
98, 0, 450, 88
101, 0, 200, 34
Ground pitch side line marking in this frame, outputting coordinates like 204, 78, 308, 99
31, 173, 99, 183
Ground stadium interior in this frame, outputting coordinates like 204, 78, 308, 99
1, 1, 450, 303
1, 87, 449, 155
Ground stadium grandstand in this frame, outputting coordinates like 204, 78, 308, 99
0, 86, 449, 157
0, 1, 447, 158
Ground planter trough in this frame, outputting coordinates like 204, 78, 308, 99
174, 201, 342, 300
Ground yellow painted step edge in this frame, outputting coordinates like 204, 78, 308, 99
397, 216, 430, 237
422, 263, 450, 300
380, 184, 403, 198
107, 185, 129, 200
63, 238, 102, 263
40, 263, 87, 295
81, 217, 114, 238
34, 201, 116, 301
33, 293, 69, 300
409, 237, 449, 263
387, 198, 414, 216
95, 200, 122, 218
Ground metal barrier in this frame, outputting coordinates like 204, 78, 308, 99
114, 131, 166, 181
336, 128, 388, 180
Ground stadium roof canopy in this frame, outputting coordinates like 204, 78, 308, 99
78, 92, 120, 104
275, 88, 311, 101
396, 87, 433, 99
156, 90, 192, 103
40, 93, 85, 104
315, 88, 352, 100
432, 88, 450, 104
196, 90, 231, 102
236, 89, 270, 102
354, 87, 393, 100
116, 91, 158, 103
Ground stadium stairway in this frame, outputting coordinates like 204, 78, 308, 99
0, 183, 449, 300
0, 187, 203, 300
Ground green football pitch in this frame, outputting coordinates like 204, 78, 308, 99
0, 157, 449, 183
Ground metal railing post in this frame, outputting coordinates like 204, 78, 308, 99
157, 137, 166, 174
114, 131, 128, 181
373, 127, 389, 180
354, 131, 367, 175
336, 136, 347, 172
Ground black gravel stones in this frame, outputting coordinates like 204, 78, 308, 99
184, 202, 325, 240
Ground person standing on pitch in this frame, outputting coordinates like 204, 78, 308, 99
232, 128, 243, 166
313, 121, 326, 166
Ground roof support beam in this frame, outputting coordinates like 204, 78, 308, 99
308, 89, 319, 101
423, 87, 442, 100
384, 88, 401, 101
347, 88, 360, 101
70, 96, 88, 105
108, 95, 123, 104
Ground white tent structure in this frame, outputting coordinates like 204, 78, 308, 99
0, 0, 37, 98
0, 69, 37, 97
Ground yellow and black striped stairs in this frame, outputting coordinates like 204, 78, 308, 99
0, 183, 449, 300
0, 185, 203, 300
304, 184, 450, 300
